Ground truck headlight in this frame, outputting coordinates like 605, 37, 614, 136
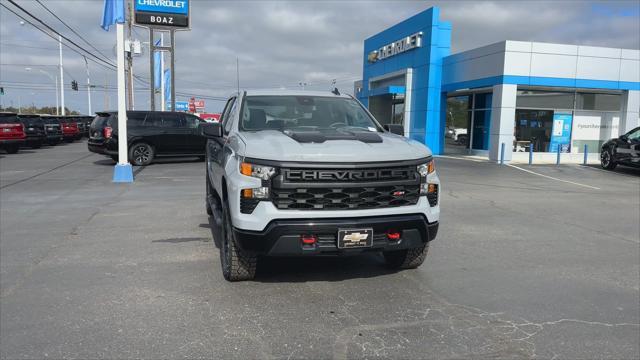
240, 162, 276, 180
417, 160, 435, 177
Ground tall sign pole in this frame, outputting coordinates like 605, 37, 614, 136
132, 0, 190, 113
83, 56, 92, 115
102, 0, 133, 183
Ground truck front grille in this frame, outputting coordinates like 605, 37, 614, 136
272, 184, 419, 210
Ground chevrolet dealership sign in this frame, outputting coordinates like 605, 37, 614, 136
368, 32, 422, 63
134, 0, 190, 28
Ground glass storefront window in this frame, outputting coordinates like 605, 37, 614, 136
471, 109, 491, 150
515, 110, 554, 152
474, 93, 493, 109
576, 93, 621, 111
445, 96, 471, 152
516, 90, 574, 109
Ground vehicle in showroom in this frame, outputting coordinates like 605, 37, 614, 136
17, 114, 46, 149
40, 115, 64, 145
0, 112, 26, 154
59, 117, 80, 142
202, 90, 440, 281
88, 111, 206, 165
601, 126, 640, 170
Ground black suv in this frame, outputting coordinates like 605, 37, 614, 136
17, 114, 46, 148
88, 111, 206, 165
40, 116, 64, 145
601, 127, 640, 170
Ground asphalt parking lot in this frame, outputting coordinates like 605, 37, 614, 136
1, 141, 638, 359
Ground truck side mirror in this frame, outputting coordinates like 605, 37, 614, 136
201, 122, 223, 138
384, 124, 404, 136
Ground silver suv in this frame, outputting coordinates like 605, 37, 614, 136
202, 90, 440, 281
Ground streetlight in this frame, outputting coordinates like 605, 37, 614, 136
25, 67, 59, 115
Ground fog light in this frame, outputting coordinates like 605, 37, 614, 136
301, 234, 317, 245
386, 231, 401, 241
241, 187, 269, 199
420, 183, 438, 195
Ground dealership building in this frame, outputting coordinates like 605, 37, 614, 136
355, 7, 640, 161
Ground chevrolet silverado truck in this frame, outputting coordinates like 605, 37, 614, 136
202, 90, 440, 281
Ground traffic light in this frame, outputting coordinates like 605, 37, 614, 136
71, 80, 78, 91
0, 87, 4, 95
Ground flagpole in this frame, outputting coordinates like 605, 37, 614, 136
113, 20, 133, 182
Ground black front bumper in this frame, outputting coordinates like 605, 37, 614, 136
233, 214, 438, 256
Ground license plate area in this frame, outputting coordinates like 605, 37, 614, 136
337, 228, 373, 249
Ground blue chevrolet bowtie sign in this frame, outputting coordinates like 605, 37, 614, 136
135, 0, 188, 15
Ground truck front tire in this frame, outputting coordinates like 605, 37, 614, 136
220, 203, 257, 281
383, 244, 429, 269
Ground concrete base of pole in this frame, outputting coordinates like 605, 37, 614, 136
112, 163, 134, 183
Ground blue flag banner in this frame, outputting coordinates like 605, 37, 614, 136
154, 39, 162, 89
101, 0, 126, 31
164, 69, 171, 104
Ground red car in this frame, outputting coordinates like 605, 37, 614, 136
60, 116, 80, 142
0, 112, 26, 154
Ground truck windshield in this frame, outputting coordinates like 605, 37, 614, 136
240, 96, 382, 132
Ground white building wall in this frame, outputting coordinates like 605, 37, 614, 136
488, 84, 517, 162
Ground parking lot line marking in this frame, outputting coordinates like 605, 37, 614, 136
507, 164, 601, 190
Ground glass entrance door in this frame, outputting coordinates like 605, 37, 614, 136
391, 95, 405, 126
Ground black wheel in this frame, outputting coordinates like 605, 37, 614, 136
129, 142, 154, 166
110, 155, 118, 163
383, 244, 429, 269
65, 138, 73, 143
31, 141, 42, 149
5, 144, 19, 154
205, 169, 213, 216
601, 148, 617, 170
220, 203, 257, 281
198, 156, 206, 162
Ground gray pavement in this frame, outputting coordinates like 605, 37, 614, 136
1, 141, 638, 359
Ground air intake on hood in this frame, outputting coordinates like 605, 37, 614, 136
285, 130, 383, 144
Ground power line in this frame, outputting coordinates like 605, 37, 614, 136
0, 3, 116, 73
4, 0, 117, 71
34, 0, 114, 61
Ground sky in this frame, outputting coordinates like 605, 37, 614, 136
1, 0, 639, 114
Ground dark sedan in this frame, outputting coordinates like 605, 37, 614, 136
601, 127, 640, 170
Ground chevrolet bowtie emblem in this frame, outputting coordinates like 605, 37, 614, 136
343, 232, 369, 242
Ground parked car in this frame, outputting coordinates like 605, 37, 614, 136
202, 90, 440, 281
40, 115, 64, 145
17, 114, 46, 149
0, 112, 26, 154
601, 126, 640, 170
59, 116, 80, 142
88, 111, 206, 165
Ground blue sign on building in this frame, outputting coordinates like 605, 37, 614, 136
135, 0, 188, 15
358, 7, 451, 154
549, 112, 573, 153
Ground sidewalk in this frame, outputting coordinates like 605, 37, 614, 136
436, 152, 601, 165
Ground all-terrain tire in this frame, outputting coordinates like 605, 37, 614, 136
383, 244, 429, 269
205, 169, 213, 216
220, 203, 257, 281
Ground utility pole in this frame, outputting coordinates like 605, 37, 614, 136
126, 0, 134, 110
84, 56, 92, 115
104, 74, 109, 110
58, 35, 65, 115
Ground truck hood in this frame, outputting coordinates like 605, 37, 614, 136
239, 130, 431, 163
